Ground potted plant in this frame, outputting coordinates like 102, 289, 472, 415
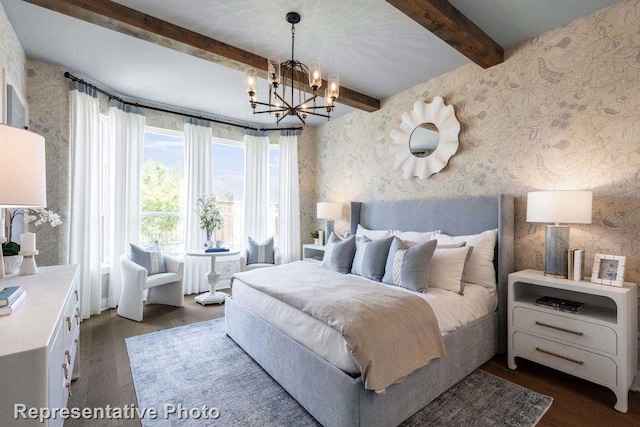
310, 230, 320, 245
195, 195, 224, 248
2, 207, 63, 273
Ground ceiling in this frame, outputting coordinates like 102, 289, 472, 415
2, 0, 619, 127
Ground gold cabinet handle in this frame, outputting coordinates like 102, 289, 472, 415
62, 363, 69, 379
66, 317, 72, 331
535, 321, 584, 336
66, 382, 72, 396
535, 347, 584, 365
75, 308, 80, 324
65, 350, 71, 365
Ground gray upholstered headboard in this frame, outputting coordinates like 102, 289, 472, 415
350, 196, 514, 353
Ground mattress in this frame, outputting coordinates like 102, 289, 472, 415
231, 272, 497, 374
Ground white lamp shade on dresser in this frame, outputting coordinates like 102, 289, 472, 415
526, 191, 592, 224
0, 125, 47, 208
317, 202, 342, 220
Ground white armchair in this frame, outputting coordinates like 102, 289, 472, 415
117, 254, 184, 322
239, 247, 282, 272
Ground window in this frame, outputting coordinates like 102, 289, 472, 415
212, 139, 244, 248
140, 127, 185, 255
99, 114, 110, 266
211, 139, 280, 248
268, 145, 280, 239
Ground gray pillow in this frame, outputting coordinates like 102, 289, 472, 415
130, 241, 166, 275
322, 233, 357, 274
382, 237, 437, 292
351, 236, 394, 281
247, 237, 275, 264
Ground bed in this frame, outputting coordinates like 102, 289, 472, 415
225, 196, 514, 426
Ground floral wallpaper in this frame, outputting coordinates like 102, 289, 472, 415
0, 3, 26, 103
312, 0, 640, 284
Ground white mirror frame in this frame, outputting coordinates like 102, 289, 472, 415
389, 97, 460, 179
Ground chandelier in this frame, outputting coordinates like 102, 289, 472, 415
245, 12, 340, 125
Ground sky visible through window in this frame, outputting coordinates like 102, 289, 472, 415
143, 131, 184, 174
212, 143, 244, 202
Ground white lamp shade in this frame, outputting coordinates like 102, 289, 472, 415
0, 125, 47, 208
527, 191, 592, 224
317, 202, 342, 220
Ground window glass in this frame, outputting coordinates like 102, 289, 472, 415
140, 129, 184, 255
212, 140, 244, 248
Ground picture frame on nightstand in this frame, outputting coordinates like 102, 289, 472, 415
591, 253, 625, 287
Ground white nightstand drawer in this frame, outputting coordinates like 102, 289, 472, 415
513, 306, 617, 354
513, 332, 617, 386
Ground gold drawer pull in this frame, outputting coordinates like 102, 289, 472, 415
65, 350, 71, 365
75, 308, 80, 324
66, 317, 72, 331
535, 321, 584, 336
535, 347, 584, 365
66, 382, 72, 396
74, 289, 79, 301
62, 363, 68, 379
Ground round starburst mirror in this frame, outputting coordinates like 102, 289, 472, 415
389, 97, 460, 179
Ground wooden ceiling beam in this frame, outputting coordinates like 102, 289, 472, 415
386, 0, 504, 69
25, 0, 380, 112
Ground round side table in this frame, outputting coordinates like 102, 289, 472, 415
186, 248, 241, 305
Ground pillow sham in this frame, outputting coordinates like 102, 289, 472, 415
356, 224, 392, 240
130, 241, 166, 275
428, 246, 474, 295
322, 233, 357, 274
391, 229, 440, 244
351, 236, 394, 281
247, 236, 275, 264
436, 229, 498, 290
382, 238, 437, 293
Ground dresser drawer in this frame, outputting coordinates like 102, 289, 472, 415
62, 282, 80, 352
513, 306, 617, 354
513, 332, 617, 386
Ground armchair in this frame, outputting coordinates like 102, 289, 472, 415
117, 253, 184, 321
239, 247, 281, 272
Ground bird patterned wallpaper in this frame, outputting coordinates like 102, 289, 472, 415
0, 3, 26, 103
312, 0, 640, 284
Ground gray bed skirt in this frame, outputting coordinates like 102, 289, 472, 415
225, 297, 499, 427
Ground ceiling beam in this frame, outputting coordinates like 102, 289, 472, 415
24, 0, 380, 113
386, 0, 504, 69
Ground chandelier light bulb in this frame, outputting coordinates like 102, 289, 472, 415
245, 68, 258, 95
308, 61, 322, 90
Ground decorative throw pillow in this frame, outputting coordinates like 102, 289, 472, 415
351, 236, 394, 281
130, 241, 166, 275
356, 224, 392, 240
382, 238, 437, 293
391, 229, 440, 244
322, 233, 357, 274
428, 246, 474, 295
247, 237, 275, 265
436, 229, 498, 290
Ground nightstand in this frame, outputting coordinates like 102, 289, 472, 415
508, 269, 638, 413
302, 244, 326, 263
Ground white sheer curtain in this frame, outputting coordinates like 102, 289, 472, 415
68, 81, 102, 319
278, 131, 301, 263
243, 130, 269, 242
107, 100, 145, 308
183, 118, 212, 295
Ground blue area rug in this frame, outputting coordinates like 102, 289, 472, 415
126, 318, 552, 426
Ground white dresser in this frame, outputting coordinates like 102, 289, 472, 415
0, 265, 80, 426
508, 269, 637, 413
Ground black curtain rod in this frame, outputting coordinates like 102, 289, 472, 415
63, 72, 303, 133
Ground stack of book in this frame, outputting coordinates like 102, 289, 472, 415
0, 286, 26, 316
567, 248, 585, 280
536, 295, 585, 314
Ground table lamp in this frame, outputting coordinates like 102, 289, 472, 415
0, 125, 47, 278
526, 191, 592, 278
317, 202, 342, 244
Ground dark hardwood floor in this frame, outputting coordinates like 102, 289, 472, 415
68, 293, 640, 426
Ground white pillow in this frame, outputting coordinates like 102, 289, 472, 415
436, 229, 498, 290
428, 246, 474, 295
356, 224, 392, 240
391, 229, 440, 244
